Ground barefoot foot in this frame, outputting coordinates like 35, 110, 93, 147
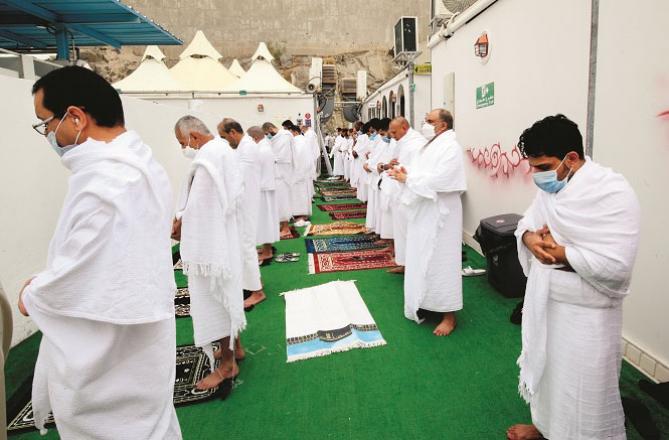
195, 362, 239, 390
506, 424, 542, 440
244, 291, 266, 308
433, 312, 456, 336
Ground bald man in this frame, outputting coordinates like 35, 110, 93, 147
381, 117, 427, 273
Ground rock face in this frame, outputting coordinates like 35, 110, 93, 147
79, 0, 431, 124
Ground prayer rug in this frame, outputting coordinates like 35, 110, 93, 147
329, 209, 367, 220
320, 189, 357, 197
308, 248, 396, 274
317, 203, 367, 212
282, 280, 386, 363
175, 287, 190, 318
174, 259, 183, 270
305, 235, 383, 253
305, 221, 368, 236
322, 194, 358, 201
280, 226, 300, 240
6, 344, 228, 434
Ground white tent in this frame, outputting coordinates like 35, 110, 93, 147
169, 30, 237, 91
222, 42, 302, 93
113, 46, 182, 92
228, 59, 246, 78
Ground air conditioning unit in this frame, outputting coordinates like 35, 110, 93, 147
340, 78, 357, 95
394, 16, 418, 58
322, 64, 337, 86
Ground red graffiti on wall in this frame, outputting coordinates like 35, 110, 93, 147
466, 143, 530, 179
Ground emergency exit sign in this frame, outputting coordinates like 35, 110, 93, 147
476, 82, 494, 109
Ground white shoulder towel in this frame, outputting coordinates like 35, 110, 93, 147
514, 158, 641, 402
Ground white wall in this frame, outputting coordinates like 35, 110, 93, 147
361, 69, 431, 128
430, 0, 591, 240
143, 95, 316, 132
0, 75, 221, 346
592, 0, 669, 377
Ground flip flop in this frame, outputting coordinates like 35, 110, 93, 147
462, 266, 487, 277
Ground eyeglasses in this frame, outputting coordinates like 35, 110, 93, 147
32, 116, 55, 136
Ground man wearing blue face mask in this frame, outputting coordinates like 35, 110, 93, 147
22, 66, 181, 439
508, 114, 641, 440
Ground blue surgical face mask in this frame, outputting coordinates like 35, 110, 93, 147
369, 133, 378, 141
532, 156, 572, 193
382, 136, 391, 143
48, 112, 82, 157
266, 133, 274, 140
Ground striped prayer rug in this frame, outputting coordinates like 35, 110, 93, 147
322, 194, 359, 201
317, 203, 367, 212
308, 248, 396, 274
305, 221, 368, 236
329, 210, 367, 220
320, 189, 357, 197
305, 235, 383, 253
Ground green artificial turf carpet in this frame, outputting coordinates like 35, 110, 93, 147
5, 194, 668, 439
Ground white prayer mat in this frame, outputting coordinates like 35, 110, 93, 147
282, 280, 386, 363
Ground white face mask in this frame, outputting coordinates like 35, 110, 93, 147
182, 137, 197, 159
48, 112, 82, 157
421, 122, 436, 139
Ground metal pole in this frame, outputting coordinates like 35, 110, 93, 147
55, 24, 69, 61
408, 61, 415, 128
585, 0, 599, 158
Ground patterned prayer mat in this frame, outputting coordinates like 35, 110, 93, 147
314, 182, 350, 189
320, 189, 357, 197
305, 221, 368, 236
282, 280, 386, 362
308, 248, 396, 274
317, 203, 367, 212
305, 235, 383, 253
281, 226, 300, 240
322, 195, 358, 201
175, 287, 190, 318
329, 210, 367, 220
6, 344, 229, 434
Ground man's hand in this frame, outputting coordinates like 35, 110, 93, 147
389, 158, 399, 167
377, 163, 386, 173
18, 277, 35, 317
388, 166, 407, 183
171, 217, 182, 241
540, 228, 569, 266
522, 229, 557, 264
363, 164, 371, 173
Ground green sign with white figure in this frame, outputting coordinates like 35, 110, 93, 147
476, 82, 494, 109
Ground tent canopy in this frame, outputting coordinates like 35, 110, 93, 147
113, 45, 182, 92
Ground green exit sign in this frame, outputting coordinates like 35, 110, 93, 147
476, 82, 494, 109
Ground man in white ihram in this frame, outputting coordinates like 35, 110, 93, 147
20, 66, 181, 438
389, 109, 466, 336
507, 114, 640, 440
173, 115, 246, 391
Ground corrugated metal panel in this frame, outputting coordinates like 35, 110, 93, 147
0, 0, 181, 50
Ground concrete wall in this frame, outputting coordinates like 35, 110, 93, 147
0, 75, 221, 346
592, 0, 669, 381
430, 0, 590, 241
125, 0, 431, 59
430, 0, 669, 380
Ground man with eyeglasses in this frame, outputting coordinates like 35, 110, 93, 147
20, 66, 181, 439
388, 109, 466, 336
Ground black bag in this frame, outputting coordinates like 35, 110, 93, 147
474, 214, 527, 298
